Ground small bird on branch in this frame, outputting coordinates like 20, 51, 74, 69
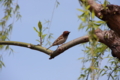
47, 31, 70, 50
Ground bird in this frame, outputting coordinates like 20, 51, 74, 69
47, 31, 70, 50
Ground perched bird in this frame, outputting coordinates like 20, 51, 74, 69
47, 31, 70, 50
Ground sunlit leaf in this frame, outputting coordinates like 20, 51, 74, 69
78, 23, 85, 30
77, 8, 85, 13
33, 27, 39, 33
91, 10, 95, 19
42, 34, 47, 39
86, 5, 90, 9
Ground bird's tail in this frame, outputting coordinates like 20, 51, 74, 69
46, 45, 52, 50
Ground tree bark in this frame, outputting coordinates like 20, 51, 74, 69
0, 0, 120, 60
79, 0, 120, 59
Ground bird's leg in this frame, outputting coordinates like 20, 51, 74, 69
57, 44, 64, 50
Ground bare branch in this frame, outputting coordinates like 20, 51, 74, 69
0, 41, 52, 55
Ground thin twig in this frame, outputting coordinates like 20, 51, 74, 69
86, 71, 90, 80
40, 37, 42, 46
108, 66, 120, 80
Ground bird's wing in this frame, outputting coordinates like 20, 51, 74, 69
52, 35, 65, 46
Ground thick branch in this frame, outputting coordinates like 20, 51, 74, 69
49, 35, 89, 59
79, 0, 103, 17
79, 0, 120, 37
94, 29, 120, 60
1, 28, 120, 60
0, 0, 119, 60
0, 36, 89, 59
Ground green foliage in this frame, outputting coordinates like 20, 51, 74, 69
46, 33, 53, 46
0, 0, 21, 48
0, 55, 5, 69
33, 21, 47, 46
33, 21, 53, 46
100, 59, 120, 80
77, 0, 120, 80
102, 0, 110, 9
56, 0, 60, 8
0, 0, 21, 68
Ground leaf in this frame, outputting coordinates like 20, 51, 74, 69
38, 21, 42, 32
56, 0, 60, 8
36, 39, 40, 42
42, 34, 47, 39
78, 13, 85, 19
78, 57, 84, 60
91, 10, 95, 19
86, 5, 90, 9
77, 8, 85, 13
39, 32, 42, 37
102, 72, 107, 76
0, 61, 5, 67
8, 24, 13, 32
103, 0, 109, 9
3, 15, 9, 20
15, 5, 20, 11
80, 74, 85, 78
84, 11, 89, 16
105, 66, 108, 69
99, 69, 105, 76
9, 48, 14, 55
33, 27, 39, 33
95, 21, 105, 24
78, 23, 85, 30
81, 17, 86, 22
93, 23, 101, 28
48, 33, 54, 39
5, 45, 9, 50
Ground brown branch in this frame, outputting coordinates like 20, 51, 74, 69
78, 0, 120, 60
49, 35, 89, 59
0, 36, 89, 59
79, 0, 103, 18
79, 0, 120, 37
95, 29, 120, 60
0, 28, 120, 60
